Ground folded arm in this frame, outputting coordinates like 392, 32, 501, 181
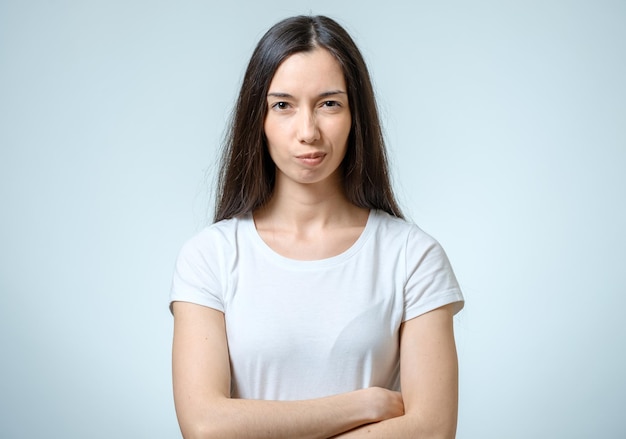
171, 301, 404, 439
333, 303, 460, 438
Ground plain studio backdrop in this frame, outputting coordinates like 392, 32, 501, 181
1, 1, 624, 438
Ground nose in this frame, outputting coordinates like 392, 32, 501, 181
296, 109, 320, 144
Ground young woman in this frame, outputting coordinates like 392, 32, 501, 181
170, 15, 464, 439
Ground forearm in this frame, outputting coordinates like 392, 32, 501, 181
334, 305, 460, 438
178, 387, 398, 439
332, 413, 456, 439
172, 304, 401, 438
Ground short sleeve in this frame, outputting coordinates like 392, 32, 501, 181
170, 231, 225, 313
403, 226, 464, 321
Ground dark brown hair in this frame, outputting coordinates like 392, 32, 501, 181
214, 15, 403, 222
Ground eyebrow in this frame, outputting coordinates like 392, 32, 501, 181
267, 90, 347, 99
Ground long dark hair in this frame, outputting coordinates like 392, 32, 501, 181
214, 15, 403, 222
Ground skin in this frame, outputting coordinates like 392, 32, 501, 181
171, 47, 459, 438
263, 47, 351, 190
257, 47, 366, 260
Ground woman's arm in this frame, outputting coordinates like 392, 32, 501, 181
171, 301, 404, 439
333, 303, 460, 439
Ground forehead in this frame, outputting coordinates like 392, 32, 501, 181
268, 48, 346, 94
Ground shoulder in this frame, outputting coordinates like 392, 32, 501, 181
373, 210, 457, 280
171, 216, 250, 310
372, 210, 439, 250
367, 211, 463, 318
179, 216, 247, 256
174, 216, 252, 276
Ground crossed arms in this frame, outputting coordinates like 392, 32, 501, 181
171, 301, 459, 438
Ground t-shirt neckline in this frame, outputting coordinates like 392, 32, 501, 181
243, 209, 378, 269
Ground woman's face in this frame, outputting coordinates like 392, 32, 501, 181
263, 48, 351, 190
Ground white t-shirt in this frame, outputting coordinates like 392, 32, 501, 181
170, 209, 464, 400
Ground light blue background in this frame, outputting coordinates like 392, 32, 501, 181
1, 1, 625, 438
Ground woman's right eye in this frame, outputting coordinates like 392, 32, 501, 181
272, 101, 290, 110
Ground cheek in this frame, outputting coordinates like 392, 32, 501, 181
263, 120, 280, 161
337, 115, 352, 148
263, 117, 285, 146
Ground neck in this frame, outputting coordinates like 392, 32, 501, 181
254, 174, 365, 231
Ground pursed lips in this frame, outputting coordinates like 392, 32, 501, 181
296, 152, 325, 159
295, 152, 326, 165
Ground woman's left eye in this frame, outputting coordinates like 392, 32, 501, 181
323, 101, 339, 107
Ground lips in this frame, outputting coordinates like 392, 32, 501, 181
296, 152, 326, 166
296, 152, 325, 159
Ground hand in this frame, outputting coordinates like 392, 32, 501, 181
365, 387, 404, 423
